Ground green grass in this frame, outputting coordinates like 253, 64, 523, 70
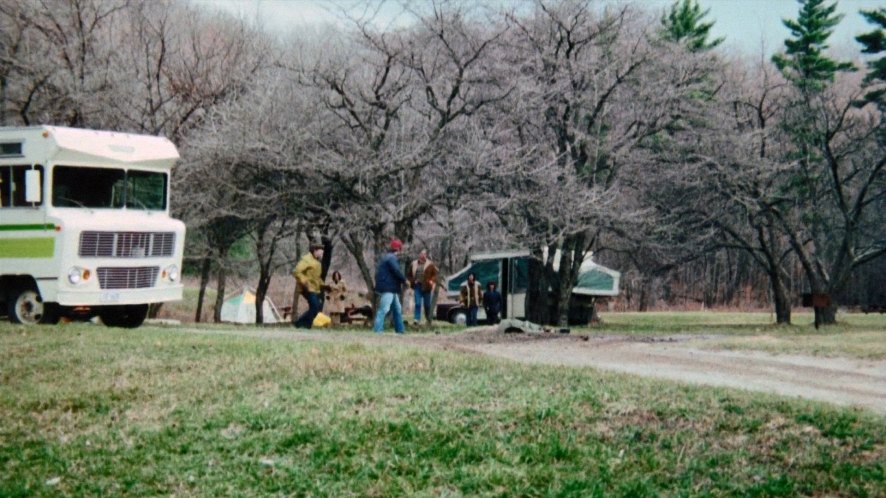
1, 321, 884, 497
595, 311, 886, 359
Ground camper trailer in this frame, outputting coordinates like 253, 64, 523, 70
0, 126, 185, 327
436, 249, 620, 325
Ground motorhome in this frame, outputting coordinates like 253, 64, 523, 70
0, 126, 185, 327
436, 249, 620, 325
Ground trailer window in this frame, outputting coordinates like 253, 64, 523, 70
52, 166, 167, 210
0, 165, 44, 207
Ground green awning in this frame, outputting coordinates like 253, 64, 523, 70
447, 259, 500, 293
575, 269, 615, 293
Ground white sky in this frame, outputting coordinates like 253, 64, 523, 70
189, 0, 884, 57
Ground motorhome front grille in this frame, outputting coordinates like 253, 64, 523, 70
79, 231, 175, 258
96, 266, 159, 289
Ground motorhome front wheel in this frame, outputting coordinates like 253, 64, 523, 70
8, 288, 59, 325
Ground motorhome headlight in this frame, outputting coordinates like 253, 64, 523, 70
67, 267, 90, 284
164, 264, 179, 282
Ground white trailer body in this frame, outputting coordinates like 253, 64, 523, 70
0, 126, 185, 327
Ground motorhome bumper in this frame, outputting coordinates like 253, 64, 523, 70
53, 285, 183, 306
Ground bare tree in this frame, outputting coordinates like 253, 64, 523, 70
773, 74, 885, 325
634, 55, 801, 323
0, 0, 129, 125
104, 1, 274, 143
177, 69, 322, 323
295, 3, 510, 305
480, 1, 719, 325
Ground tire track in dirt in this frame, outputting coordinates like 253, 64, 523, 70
463, 336, 886, 414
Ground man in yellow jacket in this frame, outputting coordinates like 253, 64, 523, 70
293, 242, 325, 328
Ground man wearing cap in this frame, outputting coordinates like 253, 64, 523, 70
373, 238, 407, 334
293, 242, 325, 329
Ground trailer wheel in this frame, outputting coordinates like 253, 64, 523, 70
448, 308, 467, 325
100, 304, 149, 328
8, 287, 59, 325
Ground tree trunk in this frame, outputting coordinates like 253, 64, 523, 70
638, 278, 650, 312
320, 237, 333, 280
342, 232, 377, 311
770, 272, 792, 325
814, 303, 837, 328
0, 75, 7, 126
757, 224, 792, 324
555, 245, 575, 328
255, 270, 271, 325
195, 256, 211, 323
525, 248, 547, 324
213, 264, 227, 323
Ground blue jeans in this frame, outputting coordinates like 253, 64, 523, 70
374, 292, 405, 334
413, 285, 432, 322
295, 292, 321, 329
467, 306, 479, 326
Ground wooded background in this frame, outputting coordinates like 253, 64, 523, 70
1, 0, 883, 325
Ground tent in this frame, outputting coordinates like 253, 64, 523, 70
220, 287, 283, 324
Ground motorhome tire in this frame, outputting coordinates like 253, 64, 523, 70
8, 288, 59, 325
100, 304, 149, 328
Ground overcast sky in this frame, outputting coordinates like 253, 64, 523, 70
189, 0, 883, 57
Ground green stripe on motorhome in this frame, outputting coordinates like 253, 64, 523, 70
0, 223, 56, 231
0, 237, 55, 258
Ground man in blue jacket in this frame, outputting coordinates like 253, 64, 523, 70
373, 238, 407, 334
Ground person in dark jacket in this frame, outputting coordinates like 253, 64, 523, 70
483, 281, 502, 325
373, 238, 407, 334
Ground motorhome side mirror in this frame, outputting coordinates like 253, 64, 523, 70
25, 169, 42, 203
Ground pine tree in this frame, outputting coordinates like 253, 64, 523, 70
661, 0, 724, 52
856, 7, 885, 106
772, 0, 855, 91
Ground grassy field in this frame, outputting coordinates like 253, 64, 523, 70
2, 316, 885, 497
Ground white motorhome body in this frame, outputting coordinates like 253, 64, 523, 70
0, 126, 185, 327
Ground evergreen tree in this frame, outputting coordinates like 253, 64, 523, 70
856, 7, 885, 106
661, 0, 724, 52
772, 0, 855, 91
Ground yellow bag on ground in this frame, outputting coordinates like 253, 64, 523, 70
313, 312, 331, 328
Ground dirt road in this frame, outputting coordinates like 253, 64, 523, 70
438, 328, 886, 415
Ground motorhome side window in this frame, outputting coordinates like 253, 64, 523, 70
0, 165, 44, 207
52, 166, 167, 210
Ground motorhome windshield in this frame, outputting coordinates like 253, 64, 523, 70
52, 166, 167, 210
